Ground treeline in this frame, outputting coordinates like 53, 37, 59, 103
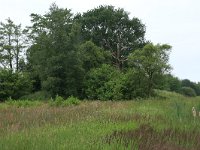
164, 75, 200, 97
0, 4, 198, 101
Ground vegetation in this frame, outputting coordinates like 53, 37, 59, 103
0, 70, 32, 100
180, 87, 197, 97
0, 3, 199, 100
0, 3, 199, 149
49, 95, 81, 106
128, 44, 171, 97
0, 92, 200, 149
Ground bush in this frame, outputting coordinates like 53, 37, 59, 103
121, 69, 148, 99
180, 87, 196, 97
20, 91, 51, 101
163, 74, 181, 93
84, 64, 124, 100
5, 98, 42, 108
49, 95, 80, 107
79, 41, 112, 72
84, 65, 155, 100
50, 95, 64, 106
66, 96, 80, 105
0, 70, 32, 101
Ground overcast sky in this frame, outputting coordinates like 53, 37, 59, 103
0, 0, 199, 82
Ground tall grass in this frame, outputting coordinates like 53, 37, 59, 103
0, 91, 200, 149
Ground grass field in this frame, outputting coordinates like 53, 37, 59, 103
1, 91, 200, 150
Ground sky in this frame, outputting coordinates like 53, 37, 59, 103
0, 0, 199, 82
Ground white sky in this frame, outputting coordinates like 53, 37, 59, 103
0, 0, 199, 82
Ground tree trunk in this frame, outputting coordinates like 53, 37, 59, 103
147, 72, 154, 97
8, 35, 13, 70
16, 38, 19, 72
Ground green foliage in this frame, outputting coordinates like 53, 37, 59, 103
128, 43, 171, 97
77, 5, 146, 69
51, 95, 65, 106
5, 99, 42, 108
164, 74, 182, 93
78, 41, 111, 72
0, 4, 196, 102
84, 64, 124, 100
0, 70, 32, 101
0, 18, 25, 71
121, 69, 148, 99
27, 4, 84, 98
20, 91, 50, 101
49, 95, 80, 106
66, 96, 81, 105
181, 79, 200, 96
180, 87, 197, 97
182, 79, 194, 88
159, 75, 200, 97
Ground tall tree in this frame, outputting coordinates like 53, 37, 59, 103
13, 24, 25, 72
181, 79, 200, 96
0, 18, 25, 72
165, 74, 181, 93
76, 5, 146, 70
0, 18, 15, 70
128, 43, 171, 96
78, 41, 111, 72
27, 4, 83, 97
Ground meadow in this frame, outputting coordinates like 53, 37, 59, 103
0, 91, 200, 150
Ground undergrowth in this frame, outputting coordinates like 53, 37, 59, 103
49, 95, 81, 107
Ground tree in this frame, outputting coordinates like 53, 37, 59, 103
76, 5, 146, 70
121, 69, 148, 99
13, 24, 25, 72
78, 41, 111, 72
128, 43, 171, 96
0, 18, 25, 72
180, 87, 196, 97
84, 64, 124, 100
27, 4, 83, 98
181, 79, 200, 96
164, 74, 181, 93
0, 69, 32, 100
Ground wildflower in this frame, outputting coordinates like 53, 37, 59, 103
192, 107, 196, 117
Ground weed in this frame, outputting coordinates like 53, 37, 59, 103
66, 96, 80, 105
5, 99, 42, 108
49, 95, 80, 107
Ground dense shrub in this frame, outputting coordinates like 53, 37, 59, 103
84, 64, 124, 100
79, 41, 111, 72
5, 98, 42, 107
181, 79, 200, 96
121, 69, 148, 99
0, 70, 32, 101
164, 74, 182, 93
50, 95, 64, 106
66, 96, 81, 105
84, 65, 159, 100
20, 91, 51, 101
49, 95, 80, 107
180, 87, 196, 97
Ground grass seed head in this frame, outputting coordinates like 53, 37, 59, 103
192, 107, 196, 117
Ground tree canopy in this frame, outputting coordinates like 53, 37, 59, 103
128, 44, 171, 96
0, 3, 196, 101
76, 5, 146, 70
